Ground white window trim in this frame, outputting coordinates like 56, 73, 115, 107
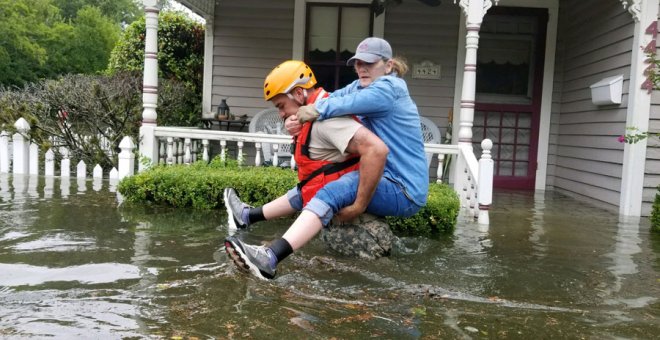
292, 0, 385, 60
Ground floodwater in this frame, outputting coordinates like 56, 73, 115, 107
0, 174, 658, 339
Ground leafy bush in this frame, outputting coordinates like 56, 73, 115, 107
0, 73, 143, 171
0, 72, 203, 171
386, 183, 459, 235
118, 161, 460, 235
652, 189, 660, 233
118, 159, 298, 210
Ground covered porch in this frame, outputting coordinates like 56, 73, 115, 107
137, 0, 659, 217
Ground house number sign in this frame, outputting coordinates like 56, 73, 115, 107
412, 60, 441, 79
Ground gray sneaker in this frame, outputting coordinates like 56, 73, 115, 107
224, 236, 277, 280
223, 188, 252, 230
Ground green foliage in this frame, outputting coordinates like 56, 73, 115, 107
386, 183, 460, 235
0, 0, 124, 86
107, 11, 204, 90
652, 189, 660, 233
52, 0, 141, 25
118, 159, 299, 210
0, 0, 58, 86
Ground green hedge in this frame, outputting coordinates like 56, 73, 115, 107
386, 183, 460, 235
118, 159, 298, 209
118, 159, 459, 235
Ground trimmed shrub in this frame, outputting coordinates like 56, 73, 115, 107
118, 160, 460, 236
118, 159, 298, 210
386, 183, 459, 235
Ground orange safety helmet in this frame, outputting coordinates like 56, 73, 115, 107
263, 60, 317, 101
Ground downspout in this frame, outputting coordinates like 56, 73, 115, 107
619, 0, 658, 216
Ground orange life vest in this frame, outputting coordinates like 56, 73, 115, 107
294, 88, 360, 205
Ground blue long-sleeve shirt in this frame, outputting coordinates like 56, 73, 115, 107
314, 75, 429, 207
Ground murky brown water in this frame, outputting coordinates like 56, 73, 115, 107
0, 174, 658, 339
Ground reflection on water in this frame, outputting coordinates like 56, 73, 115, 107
0, 263, 141, 286
0, 174, 658, 338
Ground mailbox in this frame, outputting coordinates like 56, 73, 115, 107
590, 75, 623, 106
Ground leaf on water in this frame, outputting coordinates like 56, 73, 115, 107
410, 306, 427, 316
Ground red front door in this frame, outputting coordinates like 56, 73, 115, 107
472, 7, 547, 190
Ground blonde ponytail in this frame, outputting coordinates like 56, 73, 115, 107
390, 56, 408, 77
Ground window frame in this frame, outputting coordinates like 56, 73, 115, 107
292, 0, 385, 60
304, 3, 373, 90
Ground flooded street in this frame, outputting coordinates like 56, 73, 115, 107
0, 174, 658, 338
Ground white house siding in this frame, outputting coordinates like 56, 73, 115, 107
211, 0, 294, 117
547, 0, 634, 209
383, 1, 460, 135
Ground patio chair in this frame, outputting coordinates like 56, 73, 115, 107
248, 108, 293, 166
419, 116, 442, 168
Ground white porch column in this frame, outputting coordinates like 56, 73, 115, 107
202, 16, 214, 118
619, 0, 658, 216
455, 0, 496, 148
139, 0, 160, 171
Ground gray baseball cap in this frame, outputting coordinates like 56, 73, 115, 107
347, 37, 392, 66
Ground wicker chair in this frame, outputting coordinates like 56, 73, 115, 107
419, 116, 442, 167
248, 108, 294, 166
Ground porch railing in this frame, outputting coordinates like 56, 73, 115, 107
145, 126, 493, 223
0, 119, 493, 224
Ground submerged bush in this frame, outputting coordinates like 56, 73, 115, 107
118, 160, 460, 236
386, 183, 459, 235
118, 159, 298, 210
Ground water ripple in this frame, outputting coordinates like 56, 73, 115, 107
0, 263, 142, 286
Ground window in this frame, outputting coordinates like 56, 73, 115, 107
305, 3, 372, 91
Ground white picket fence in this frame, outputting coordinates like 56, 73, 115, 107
0, 118, 134, 181
1, 118, 494, 224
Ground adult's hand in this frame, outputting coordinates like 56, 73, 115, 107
297, 105, 320, 123
285, 115, 302, 136
335, 203, 366, 223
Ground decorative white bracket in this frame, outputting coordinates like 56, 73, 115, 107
455, 0, 498, 18
620, 0, 642, 22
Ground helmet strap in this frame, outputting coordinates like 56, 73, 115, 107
286, 88, 307, 106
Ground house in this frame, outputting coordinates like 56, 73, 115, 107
139, 0, 659, 217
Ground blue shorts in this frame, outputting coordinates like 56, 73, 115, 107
286, 171, 421, 226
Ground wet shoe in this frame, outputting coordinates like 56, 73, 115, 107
223, 188, 252, 230
224, 236, 277, 280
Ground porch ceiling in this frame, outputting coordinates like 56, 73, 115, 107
176, 0, 214, 18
